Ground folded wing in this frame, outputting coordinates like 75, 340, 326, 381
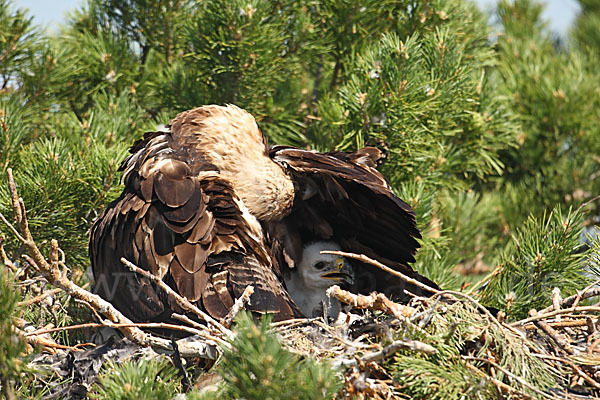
269, 145, 439, 300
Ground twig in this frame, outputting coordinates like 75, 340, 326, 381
464, 363, 537, 400
337, 339, 437, 368
27, 322, 204, 338
523, 319, 592, 330
171, 313, 232, 349
586, 317, 595, 335
326, 285, 416, 319
512, 306, 600, 327
528, 310, 574, 355
571, 279, 600, 310
432, 290, 501, 326
321, 250, 440, 295
552, 287, 562, 321
535, 354, 600, 390
309, 319, 380, 350
18, 288, 62, 307
222, 285, 254, 328
538, 287, 600, 314
0, 234, 15, 272
0, 212, 26, 244
569, 362, 600, 390
120, 257, 231, 337
362, 339, 437, 360
415, 296, 440, 328
464, 263, 503, 296
270, 318, 312, 328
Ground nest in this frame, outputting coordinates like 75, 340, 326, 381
275, 286, 600, 399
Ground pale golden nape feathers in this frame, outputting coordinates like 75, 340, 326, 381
170, 104, 295, 221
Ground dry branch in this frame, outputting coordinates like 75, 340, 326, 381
321, 250, 440, 295
18, 288, 62, 307
222, 285, 254, 328
538, 287, 600, 314
120, 257, 231, 337
327, 285, 416, 319
337, 339, 437, 368
528, 310, 575, 355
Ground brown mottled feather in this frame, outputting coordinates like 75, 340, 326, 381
90, 105, 436, 329
90, 106, 302, 326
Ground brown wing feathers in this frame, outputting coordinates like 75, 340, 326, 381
90, 113, 301, 325
269, 145, 438, 299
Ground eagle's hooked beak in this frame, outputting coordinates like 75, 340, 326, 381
320, 257, 354, 287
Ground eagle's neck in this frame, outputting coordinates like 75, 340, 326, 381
221, 156, 295, 221
172, 105, 295, 221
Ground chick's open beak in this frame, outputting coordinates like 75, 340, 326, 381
320, 257, 354, 286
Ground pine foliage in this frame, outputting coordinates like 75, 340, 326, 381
481, 206, 590, 320
92, 358, 180, 399
392, 298, 556, 399
193, 313, 341, 400
0, 268, 27, 400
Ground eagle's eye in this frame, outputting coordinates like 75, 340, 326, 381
314, 261, 326, 270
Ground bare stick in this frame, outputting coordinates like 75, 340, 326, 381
337, 339, 437, 367
538, 287, 600, 314
527, 310, 574, 355
0, 235, 14, 272
222, 285, 254, 328
523, 318, 592, 330
322, 250, 440, 295
0, 212, 26, 243
362, 339, 437, 359
29, 321, 203, 338
464, 263, 503, 296
571, 279, 600, 310
171, 314, 232, 349
551, 287, 562, 321
18, 288, 62, 307
512, 306, 600, 327
327, 285, 416, 319
26, 322, 219, 359
120, 257, 231, 338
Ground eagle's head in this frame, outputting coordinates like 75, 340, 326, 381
284, 241, 354, 320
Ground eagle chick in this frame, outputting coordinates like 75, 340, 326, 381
283, 242, 354, 322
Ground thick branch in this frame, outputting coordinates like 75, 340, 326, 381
327, 285, 416, 319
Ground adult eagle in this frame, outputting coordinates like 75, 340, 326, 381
90, 105, 437, 324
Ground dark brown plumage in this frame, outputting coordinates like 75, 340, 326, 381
267, 146, 438, 301
89, 104, 437, 326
